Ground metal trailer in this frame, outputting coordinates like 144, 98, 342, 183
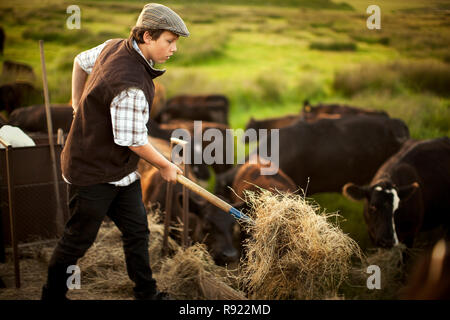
0, 135, 68, 288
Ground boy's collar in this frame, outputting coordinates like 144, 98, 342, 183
132, 39, 166, 73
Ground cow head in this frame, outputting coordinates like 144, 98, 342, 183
189, 194, 240, 265
343, 181, 419, 248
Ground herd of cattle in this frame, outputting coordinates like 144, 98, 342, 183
2, 83, 449, 269
1, 49, 449, 269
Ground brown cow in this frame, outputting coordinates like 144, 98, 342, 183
230, 158, 297, 203
155, 94, 229, 125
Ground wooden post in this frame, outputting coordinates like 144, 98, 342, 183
39, 40, 64, 236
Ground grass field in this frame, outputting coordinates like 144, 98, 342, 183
1, 0, 449, 283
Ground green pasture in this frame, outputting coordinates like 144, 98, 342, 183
1, 0, 449, 265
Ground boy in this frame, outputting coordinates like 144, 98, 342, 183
42, 3, 189, 300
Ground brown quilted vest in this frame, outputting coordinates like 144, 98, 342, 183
61, 37, 164, 186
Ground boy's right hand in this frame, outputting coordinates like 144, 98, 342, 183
160, 161, 183, 184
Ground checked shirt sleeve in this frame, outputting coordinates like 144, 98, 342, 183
75, 39, 111, 74
110, 88, 149, 147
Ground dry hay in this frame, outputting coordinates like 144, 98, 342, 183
156, 243, 247, 300
0, 210, 247, 300
238, 189, 363, 300
345, 244, 411, 300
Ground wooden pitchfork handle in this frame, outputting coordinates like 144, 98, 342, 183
176, 175, 254, 224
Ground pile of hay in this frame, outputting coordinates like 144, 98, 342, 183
239, 190, 362, 300
0, 210, 245, 300
345, 244, 410, 300
156, 243, 246, 300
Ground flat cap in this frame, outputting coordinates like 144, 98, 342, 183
136, 3, 190, 37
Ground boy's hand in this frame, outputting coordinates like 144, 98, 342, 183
160, 161, 183, 183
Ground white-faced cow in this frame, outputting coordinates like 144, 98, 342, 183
343, 137, 450, 248
255, 115, 410, 195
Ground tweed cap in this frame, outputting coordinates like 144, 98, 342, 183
136, 3, 189, 37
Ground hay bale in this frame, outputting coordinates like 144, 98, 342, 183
239, 190, 362, 300
156, 243, 247, 300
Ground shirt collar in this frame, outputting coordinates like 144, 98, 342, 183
132, 39, 165, 73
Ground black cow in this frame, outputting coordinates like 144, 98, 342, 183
343, 137, 450, 248
8, 104, 73, 133
245, 114, 300, 132
155, 94, 229, 125
243, 102, 389, 143
146, 119, 211, 180
0, 82, 42, 114
254, 115, 410, 195
2, 60, 36, 82
140, 165, 239, 265
302, 101, 388, 121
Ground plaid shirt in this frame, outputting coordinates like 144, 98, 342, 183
74, 39, 157, 186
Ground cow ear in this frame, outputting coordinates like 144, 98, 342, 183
398, 182, 419, 201
342, 183, 369, 201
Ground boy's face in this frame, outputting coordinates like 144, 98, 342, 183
142, 30, 179, 64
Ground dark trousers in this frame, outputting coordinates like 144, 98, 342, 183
45, 180, 156, 299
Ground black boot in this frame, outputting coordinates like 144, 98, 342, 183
134, 288, 171, 300
41, 263, 70, 301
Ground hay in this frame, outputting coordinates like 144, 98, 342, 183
239, 189, 362, 300
345, 244, 411, 300
156, 243, 247, 300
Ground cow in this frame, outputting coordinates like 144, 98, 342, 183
8, 104, 73, 133
254, 115, 410, 195
139, 163, 239, 265
342, 137, 450, 249
245, 114, 300, 132
0, 82, 42, 114
155, 94, 229, 125
230, 158, 297, 203
302, 101, 388, 122
160, 119, 233, 174
1, 60, 36, 82
243, 102, 389, 143
146, 120, 211, 180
